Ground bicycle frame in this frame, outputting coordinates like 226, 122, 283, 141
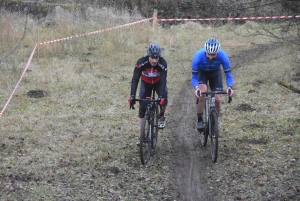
143, 97, 157, 143
137, 89, 160, 134
198, 90, 232, 163
204, 94, 213, 130
201, 91, 231, 130
197, 91, 227, 127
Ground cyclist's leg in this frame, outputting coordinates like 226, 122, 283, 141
208, 68, 223, 116
138, 81, 152, 117
154, 84, 167, 128
196, 70, 208, 130
157, 84, 168, 116
137, 82, 152, 145
197, 84, 207, 112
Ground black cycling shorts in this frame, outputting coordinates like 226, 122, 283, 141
138, 81, 168, 118
198, 68, 223, 91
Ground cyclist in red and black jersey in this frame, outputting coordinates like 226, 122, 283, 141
128, 43, 168, 145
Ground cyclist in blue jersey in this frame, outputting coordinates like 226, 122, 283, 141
128, 43, 168, 145
191, 38, 235, 130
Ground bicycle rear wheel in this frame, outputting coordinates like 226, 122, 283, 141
140, 114, 152, 165
209, 110, 219, 163
151, 104, 159, 149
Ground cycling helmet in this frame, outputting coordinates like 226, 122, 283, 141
147, 43, 162, 57
204, 38, 220, 54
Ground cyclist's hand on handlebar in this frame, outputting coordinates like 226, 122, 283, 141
227, 87, 233, 103
158, 96, 165, 106
227, 87, 234, 97
128, 95, 136, 109
194, 86, 201, 98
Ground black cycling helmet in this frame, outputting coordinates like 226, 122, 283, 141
147, 43, 162, 57
204, 38, 220, 54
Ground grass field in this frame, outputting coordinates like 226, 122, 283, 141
0, 8, 299, 200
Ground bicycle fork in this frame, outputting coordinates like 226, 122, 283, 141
145, 110, 155, 142
206, 97, 218, 139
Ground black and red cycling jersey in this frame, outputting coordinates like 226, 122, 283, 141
130, 56, 168, 97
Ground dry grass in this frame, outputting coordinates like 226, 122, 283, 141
0, 8, 299, 200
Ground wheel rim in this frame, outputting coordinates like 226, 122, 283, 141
151, 105, 159, 149
140, 115, 152, 165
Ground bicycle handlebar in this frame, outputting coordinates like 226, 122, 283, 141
200, 91, 228, 95
135, 99, 160, 102
196, 90, 232, 104
130, 98, 160, 109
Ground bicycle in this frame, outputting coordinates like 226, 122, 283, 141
197, 90, 232, 163
135, 88, 162, 165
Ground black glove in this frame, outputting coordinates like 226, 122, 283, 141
157, 96, 165, 106
128, 95, 136, 109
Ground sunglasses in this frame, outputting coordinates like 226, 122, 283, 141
207, 53, 217, 56
150, 56, 159, 59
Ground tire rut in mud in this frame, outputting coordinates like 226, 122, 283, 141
168, 79, 215, 201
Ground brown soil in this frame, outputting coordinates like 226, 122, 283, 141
169, 80, 215, 200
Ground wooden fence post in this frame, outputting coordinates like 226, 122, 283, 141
37, 17, 39, 63
153, 9, 157, 31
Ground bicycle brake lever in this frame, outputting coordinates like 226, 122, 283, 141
196, 90, 200, 104
228, 89, 232, 103
228, 97, 232, 103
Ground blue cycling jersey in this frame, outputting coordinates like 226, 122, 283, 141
191, 48, 234, 88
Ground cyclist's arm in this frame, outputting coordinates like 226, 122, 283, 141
130, 64, 142, 96
224, 70, 234, 88
191, 51, 202, 88
157, 62, 167, 97
220, 52, 234, 97
219, 50, 234, 88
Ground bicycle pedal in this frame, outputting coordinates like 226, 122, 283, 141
158, 120, 165, 129
158, 125, 165, 128
158, 124, 165, 129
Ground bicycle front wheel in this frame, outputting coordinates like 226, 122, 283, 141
209, 110, 219, 163
151, 104, 159, 149
200, 103, 208, 146
140, 114, 152, 165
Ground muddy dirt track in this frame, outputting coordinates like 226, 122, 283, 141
169, 81, 215, 200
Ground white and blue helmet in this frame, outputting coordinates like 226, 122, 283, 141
204, 38, 220, 54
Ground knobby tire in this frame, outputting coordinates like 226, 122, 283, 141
209, 110, 219, 163
140, 114, 151, 165
151, 104, 159, 149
